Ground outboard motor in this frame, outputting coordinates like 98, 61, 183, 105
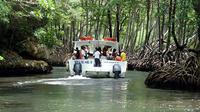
113, 64, 121, 79
73, 62, 82, 75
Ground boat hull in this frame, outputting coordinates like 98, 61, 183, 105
67, 59, 127, 78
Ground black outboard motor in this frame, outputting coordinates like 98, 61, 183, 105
113, 64, 121, 79
73, 62, 82, 75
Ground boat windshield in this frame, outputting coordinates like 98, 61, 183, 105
73, 40, 119, 54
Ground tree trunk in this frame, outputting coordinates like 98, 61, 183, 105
193, 0, 200, 50
73, 19, 76, 41
126, 13, 135, 50
123, 11, 132, 49
79, 21, 84, 38
108, 9, 112, 37
161, 14, 165, 51
157, 0, 162, 52
98, 15, 104, 39
141, 15, 146, 46
144, 0, 150, 46
171, 0, 181, 49
95, 14, 100, 38
197, 23, 200, 50
70, 20, 74, 52
132, 16, 140, 50
85, 0, 89, 36
66, 27, 70, 47
75, 21, 79, 39
63, 24, 66, 46
116, 3, 120, 42
166, 0, 172, 51
129, 14, 136, 53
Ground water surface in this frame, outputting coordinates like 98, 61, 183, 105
0, 67, 200, 112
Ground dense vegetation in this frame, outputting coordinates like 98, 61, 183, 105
0, 0, 199, 52
1, 0, 200, 89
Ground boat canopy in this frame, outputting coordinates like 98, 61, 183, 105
73, 40, 119, 54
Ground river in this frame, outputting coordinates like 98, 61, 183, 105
0, 67, 200, 112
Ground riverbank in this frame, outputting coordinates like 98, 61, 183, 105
127, 59, 160, 71
126, 50, 200, 91
0, 45, 72, 76
48, 46, 71, 66
145, 55, 200, 91
0, 50, 52, 76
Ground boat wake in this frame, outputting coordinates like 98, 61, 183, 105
13, 75, 91, 86
66, 75, 90, 79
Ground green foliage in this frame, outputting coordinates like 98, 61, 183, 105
37, 0, 55, 10
29, 0, 55, 20
34, 27, 63, 48
1, 0, 200, 52
0, 56, 5, 61
55, 0, 83, 23
0, 0, 10, 23
30, 9, 44, 19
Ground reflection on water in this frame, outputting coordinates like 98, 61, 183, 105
0, 67, 200, 112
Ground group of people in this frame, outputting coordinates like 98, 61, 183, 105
94, 47, 126, 61
72, 46, 126, 67
73, 46, 89, 60
93, 47, 126, 67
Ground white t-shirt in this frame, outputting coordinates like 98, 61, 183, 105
93, 51, 100, 59
81, 50, 86, 57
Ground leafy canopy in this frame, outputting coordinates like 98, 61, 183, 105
0, 0, 10, 23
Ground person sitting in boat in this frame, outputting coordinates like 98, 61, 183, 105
115, 54, 122, 61
84, 46, 89, 59
120, 50, 127, 61
71, 53, 76, 60
93, 47, 101, 67
112, 48, 117, 60
106, 47, 112, 60
98, 47, 102, 54
74, 47, 80, 59
80, 46, 86, 59
101, 47, 107, 59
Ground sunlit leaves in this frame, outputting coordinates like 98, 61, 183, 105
34, 27, 63, 48
0, 0, 10, 23
29, 0, 56, 19
30, 10, 43, 19
55, 0, 83, 22
37, 0, 55, 10
0, 56, 4, 61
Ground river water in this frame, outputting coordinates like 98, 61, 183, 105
0, 67, 200, 112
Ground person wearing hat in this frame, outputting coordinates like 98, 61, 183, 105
120, 50, 126, 61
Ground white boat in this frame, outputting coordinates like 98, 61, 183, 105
66, 37, 127, 78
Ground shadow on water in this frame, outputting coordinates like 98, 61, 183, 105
0, 67, 200, 112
